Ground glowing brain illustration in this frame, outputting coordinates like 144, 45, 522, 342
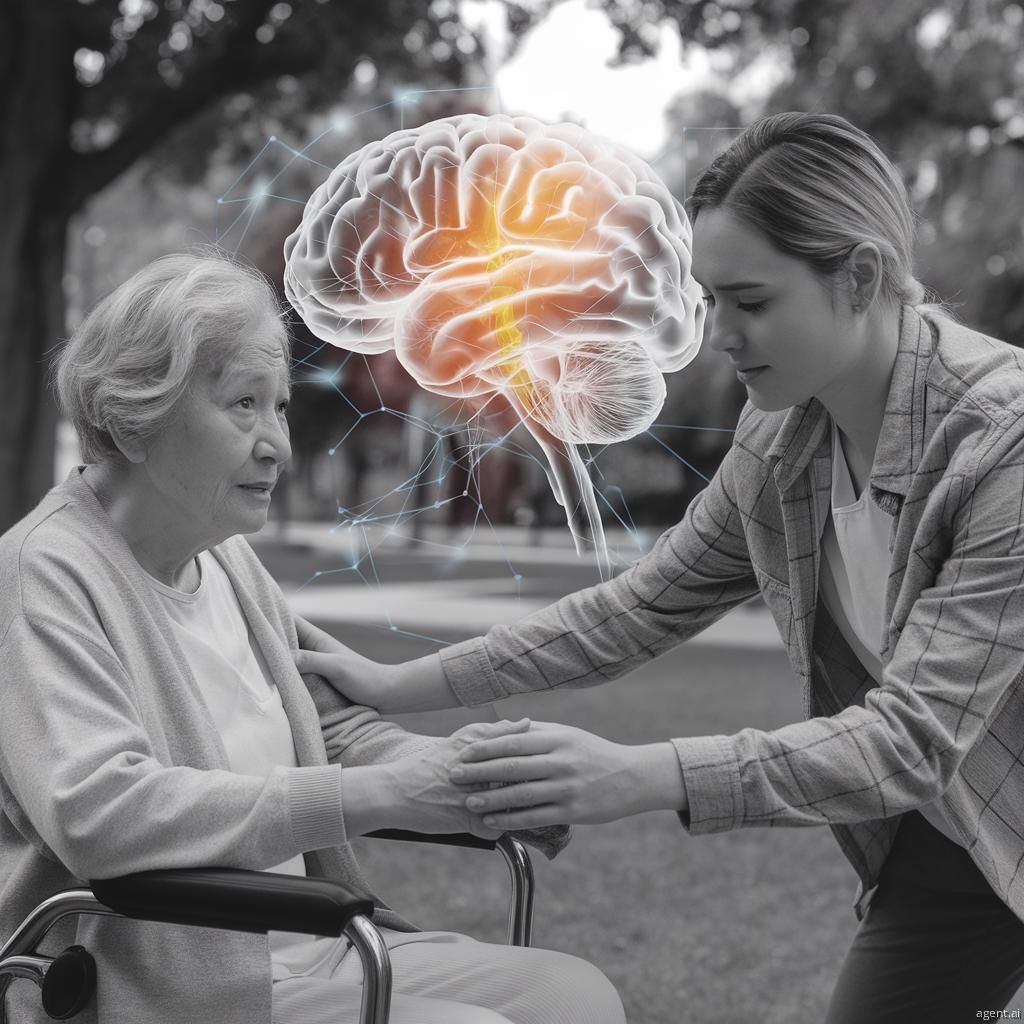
284, 113, 705, 575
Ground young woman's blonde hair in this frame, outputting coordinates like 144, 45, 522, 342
55, 249, 289, 463
686, 111, 936, 311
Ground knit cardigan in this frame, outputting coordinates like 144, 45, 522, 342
0, 467, 447, 1024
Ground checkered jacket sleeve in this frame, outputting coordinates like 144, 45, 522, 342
677, 411, 1024, 835
442, 397, 1024, 839
438, 420, 761, 703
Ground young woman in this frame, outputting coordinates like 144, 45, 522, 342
298, 111, 1024, 1020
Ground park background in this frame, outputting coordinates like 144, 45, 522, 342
3, 1, 1024, 1020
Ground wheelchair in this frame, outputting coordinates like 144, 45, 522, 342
0, 829, 535, 1024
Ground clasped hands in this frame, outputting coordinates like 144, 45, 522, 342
451, 718, 674, 831
356, 716, 654, 839
294, 615, 686, 833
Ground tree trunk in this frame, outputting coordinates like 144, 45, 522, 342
0, 3, 73, 533
0, 211, 68, 534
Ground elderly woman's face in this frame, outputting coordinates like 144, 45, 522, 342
141, 317, 292, 545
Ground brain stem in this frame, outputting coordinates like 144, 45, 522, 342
484, 206, 613, 581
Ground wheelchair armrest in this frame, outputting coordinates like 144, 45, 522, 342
90, 869, 374, 937
3, 876, 386, 1024
366, 829, 498, 851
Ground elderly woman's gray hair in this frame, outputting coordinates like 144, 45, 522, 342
55, 251, 289, 463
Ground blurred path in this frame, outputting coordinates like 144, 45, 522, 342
253, 521, 783, 652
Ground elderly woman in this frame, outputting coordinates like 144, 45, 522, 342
0, 252, 625, 1024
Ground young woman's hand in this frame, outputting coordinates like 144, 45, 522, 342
448, 722, 688, 830
343, 719, 533, 839
293, 614, 392, 709
293, 615, 460, 714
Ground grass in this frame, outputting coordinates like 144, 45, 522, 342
344, 641, 860, 1023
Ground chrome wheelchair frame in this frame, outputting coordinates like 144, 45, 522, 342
0, 831, 534, 1024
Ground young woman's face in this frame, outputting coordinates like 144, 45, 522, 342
140, 317, 292, 547
691, 206, 859, 412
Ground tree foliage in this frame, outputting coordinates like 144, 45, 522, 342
588, 0, 1024, 500
4, 0, 1024, 531
610, 0, 1024, 340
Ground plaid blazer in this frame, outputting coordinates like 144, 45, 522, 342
441, 306, 1024, 917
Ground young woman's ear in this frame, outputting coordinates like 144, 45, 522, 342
846, 242, 884, 313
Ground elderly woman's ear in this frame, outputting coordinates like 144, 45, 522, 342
107, 424, 147, 464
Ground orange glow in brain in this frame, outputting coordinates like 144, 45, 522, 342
284, 113, 705, 575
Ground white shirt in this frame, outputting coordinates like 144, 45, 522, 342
148, 551, 340, 977
818, 417, 962, 845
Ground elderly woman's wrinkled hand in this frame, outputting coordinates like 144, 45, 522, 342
383, 719, 533, 839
